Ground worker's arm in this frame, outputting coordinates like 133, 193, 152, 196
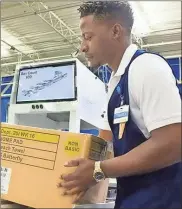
101, 123, 181, 178
60, 123, 181, 199
99, 129, 113, 141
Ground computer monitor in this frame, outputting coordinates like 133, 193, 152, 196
16, 61, 76, 104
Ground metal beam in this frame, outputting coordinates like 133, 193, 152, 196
179, 57, 181, 82
142, 40, 181, 48
164, 54, 182, 59
1, 55, 72, 67
1, 3, 81, 22
132, 33, 143, 48
1, 94, 12, 98
142, 28, 181, 37
1, 39, 40, 63
1, 65, 13, 75
1, 78, 14, 97
21, 1, 81, 51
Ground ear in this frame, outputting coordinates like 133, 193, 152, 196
111, 23, 123, 40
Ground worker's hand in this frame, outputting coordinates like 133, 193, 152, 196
58, 158, 97, 203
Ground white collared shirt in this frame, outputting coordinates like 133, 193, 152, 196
104, 44, 181, 138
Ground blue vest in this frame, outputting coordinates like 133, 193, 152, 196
107, 50, 181, 208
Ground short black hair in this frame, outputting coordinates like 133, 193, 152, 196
78, 1, 134, 33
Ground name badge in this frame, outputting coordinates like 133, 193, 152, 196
113, 105, 129, 124
114, 105, 129, 139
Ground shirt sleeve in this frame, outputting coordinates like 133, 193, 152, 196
130, 54, 181, 133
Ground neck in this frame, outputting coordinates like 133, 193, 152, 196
108, 39, 131, 73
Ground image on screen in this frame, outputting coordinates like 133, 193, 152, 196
16, 63, 76, 103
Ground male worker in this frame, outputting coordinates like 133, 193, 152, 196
59, 1, 182, 208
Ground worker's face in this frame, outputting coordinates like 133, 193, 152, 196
79, 15, 117, 68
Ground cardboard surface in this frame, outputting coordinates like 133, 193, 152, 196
1, 123, 109, 208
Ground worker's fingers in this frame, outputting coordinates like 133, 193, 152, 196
60, 173, 75, 181
72, 191, 86, 204
64, 158, 84, 167
59, 180, 78, 190
63, 187, 82, 195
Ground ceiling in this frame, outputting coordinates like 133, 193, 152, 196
1, 1, 181, 76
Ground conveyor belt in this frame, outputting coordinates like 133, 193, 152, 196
1, 199, 115, 209
75, 202, 115, 208
1, 200, 29, 208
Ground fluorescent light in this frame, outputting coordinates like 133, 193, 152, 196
1, 41, 10, 58
1, 26, 36, 54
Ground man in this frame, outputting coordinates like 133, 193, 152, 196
58, 1, 182, 208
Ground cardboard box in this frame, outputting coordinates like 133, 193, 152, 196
1, 123, 110, 208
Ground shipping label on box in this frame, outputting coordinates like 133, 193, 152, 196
1, 126, 60, 170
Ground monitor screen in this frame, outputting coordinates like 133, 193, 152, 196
16, 62, 76, 103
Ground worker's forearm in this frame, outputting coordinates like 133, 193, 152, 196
99, 129, 113, 141
101, 130, 181, 178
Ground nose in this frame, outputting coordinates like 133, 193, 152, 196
80, 41, 88, 53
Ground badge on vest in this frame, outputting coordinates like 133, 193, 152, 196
114, 105, 129, 139
114, 105, 129, 124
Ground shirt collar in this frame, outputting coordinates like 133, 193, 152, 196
111, 44, 138, 77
